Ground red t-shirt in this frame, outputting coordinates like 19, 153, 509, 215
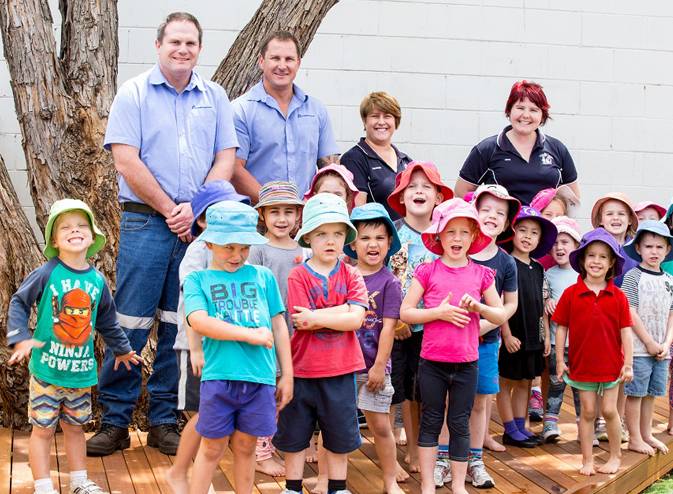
287, 261, 368, 378
552, 276, 632, 382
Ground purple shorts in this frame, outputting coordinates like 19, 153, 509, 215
196, 380, 276, 439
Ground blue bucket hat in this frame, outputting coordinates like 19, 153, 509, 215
624, 220, 673, 263
294, 193, 357, 248
199, 201, 268, 246
344, 203, 402, 259
569, 227, 625, 277
191, 180, 250, 235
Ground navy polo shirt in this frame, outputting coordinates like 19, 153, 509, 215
341, 137, 412, 220
459, 126, 577, 206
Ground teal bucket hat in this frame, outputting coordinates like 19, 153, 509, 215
344, 203, 402, 259
624, 219, 673, 263
43, 199, 106, 260
199, 201, 268, 246
295, 193, 357, 248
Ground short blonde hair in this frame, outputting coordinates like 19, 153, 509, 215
360, 92, 402, 129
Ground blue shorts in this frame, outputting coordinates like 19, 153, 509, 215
477, 340, 499, 395
624, 356, 669, 398
273, 373, 361, 454
196, 380, 276, 439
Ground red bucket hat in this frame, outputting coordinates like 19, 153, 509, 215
387, 161, 453, 218
421, 198, 491, 256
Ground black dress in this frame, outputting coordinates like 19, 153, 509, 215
499, 257, 546, 380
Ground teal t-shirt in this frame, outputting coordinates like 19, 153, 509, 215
183, 265, 284, 385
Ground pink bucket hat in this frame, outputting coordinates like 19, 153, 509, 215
590, 191, 638, 236
634, 200, 666, 219
421, 198, 492, 256
530, 186, 581, 217
304, 164, 360, 209
551, 215, 581, 244
471, 184, 521, 243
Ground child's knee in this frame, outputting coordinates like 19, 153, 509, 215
200, 437, 228, 461
581, 404, 596, 420
31, 424, 56, 439
59, 420, 83, 434
230, 433, 257, 457
602, 405, 619, 421
367, 414, 392, 437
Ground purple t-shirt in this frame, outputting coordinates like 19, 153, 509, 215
357, 267, 402, 373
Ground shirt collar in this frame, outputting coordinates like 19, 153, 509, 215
148, 64, 206, 92
248, 80, 308, 105
356, 137, 410, 163
496, 125, 546, 152
576, 275, 618, 296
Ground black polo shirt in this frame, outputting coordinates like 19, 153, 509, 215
459, 126, 577, 206
341, 137, 412, 220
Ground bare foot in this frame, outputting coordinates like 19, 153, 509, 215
579, 462, 595, 476
597, 457, 621, 474
256, 457, 286, 476
668, 427, 673, 436
404, 454, 420, 473
645, 436, 670, 454
484, 436, 506, 452
311, 476, 328, 494
165, 466, 189, 494
305, 439, 318, 463
396, 427, 407, 446
449, 482, 469, 494
628, 438, 655, 456
384, 480, 405, 494
396, 461, 409, 482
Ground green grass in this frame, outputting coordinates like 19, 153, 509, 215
644, 473, 673, 493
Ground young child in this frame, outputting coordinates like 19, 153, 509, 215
344, 203, 405, 494
542, 216, 582, 443
273, 193, 368, 494
7, 199, 140, 494
304, 163, 362, 212
634, 201, 666, 222
553, 228, 634, 476
662, 203, 673, 433
387, 161, 452, 473
622, 220, 673, 455
400, 198, 508, 494
465, 184, 520, 488
183, 201, 293, 494
498, 207, 557, 448
167, 180, 250, 493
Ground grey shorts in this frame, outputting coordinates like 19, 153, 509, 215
356, 373, 394, 413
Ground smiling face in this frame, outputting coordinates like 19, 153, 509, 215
438, 217, 476, 265
261, 205, 300, 241
552, 232, 578, 267
207, 243, 250, 272
541, 198, 566, 220
303, 223, 348, 266
155, 20, 201, 83
258, 38, 300, 92
476, 194, 509, 239
364, 106, 397, 146
512, 218, 542, 256
635, 232, 671, 271
508, 97, 543, 136
51, 211, 94, 257
581, 242, 615, 283
352, 222, 392, 270
401, 170, 443, 219
599, 199, 631, 239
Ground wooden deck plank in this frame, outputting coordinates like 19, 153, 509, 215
0, 428, 12, 494
10, 431, 35, 494
136, 430, 175, 494
123, 430, 161, 493
100, 447, 135, 494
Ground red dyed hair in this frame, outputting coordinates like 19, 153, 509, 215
505, 80, 550, 124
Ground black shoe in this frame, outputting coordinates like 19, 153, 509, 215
147, 423, 180, 455
502, 432, 537, 448
86, 424, 130, 456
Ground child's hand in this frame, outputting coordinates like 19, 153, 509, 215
113, 350, 143, 371
7, 339, 45, 365
435, 293, 471, 328
656, 346, 670, 361
275, 375, 293, 412
247, 327, 274, 348
459, 294, 481, 314
292, 306, 318, 331
366, 363, 385, 392
556, 360, 568, 381
544, 339, 551, 357
503, 334, 521, 353
645, 340, 662, 357
545, 298, 557, 318
620, 364, 633, 383
394, 321, 412, 340
190, 349, 205, 377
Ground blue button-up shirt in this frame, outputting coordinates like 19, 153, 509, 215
104, 65, 239, 204
232, 81, 338, 196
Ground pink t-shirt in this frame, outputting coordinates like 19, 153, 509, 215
414, 259, 495, 363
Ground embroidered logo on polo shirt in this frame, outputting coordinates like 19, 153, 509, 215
539, 152, 554, 165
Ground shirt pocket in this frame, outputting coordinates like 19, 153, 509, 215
296, 111, 319, 159
187, 106, 217, 153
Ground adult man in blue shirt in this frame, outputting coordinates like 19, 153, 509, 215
231, 31, 339, 203
87, 12, 239, 457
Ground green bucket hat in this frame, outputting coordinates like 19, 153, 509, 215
295, 193, 357, 248
43, 199, 106, 260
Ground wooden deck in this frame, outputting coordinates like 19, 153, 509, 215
3, 392, 673, 494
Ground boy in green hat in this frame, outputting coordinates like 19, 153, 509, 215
7, 199, 141, 494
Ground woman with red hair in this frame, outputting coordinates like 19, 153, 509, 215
455, 81, 580, 206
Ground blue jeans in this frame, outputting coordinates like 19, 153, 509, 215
98, 211, 187, 428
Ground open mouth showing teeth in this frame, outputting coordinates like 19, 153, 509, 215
413, 198, 426, 204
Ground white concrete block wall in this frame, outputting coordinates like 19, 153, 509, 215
2, 0, 673, 238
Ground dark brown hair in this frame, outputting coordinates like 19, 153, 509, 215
157, 12, 202, 45
259, 30, 302, 57
577, 242, 616, 280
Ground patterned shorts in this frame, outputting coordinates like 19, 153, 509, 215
29, 376, 92, 429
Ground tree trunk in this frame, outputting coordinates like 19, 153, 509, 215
212, 0, 339, 99
0, 156, 43, 429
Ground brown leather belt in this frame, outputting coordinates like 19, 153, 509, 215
121, 202, 162, 216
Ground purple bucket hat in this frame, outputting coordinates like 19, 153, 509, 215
508, 206, 558, 259
569, 228, 625, 277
